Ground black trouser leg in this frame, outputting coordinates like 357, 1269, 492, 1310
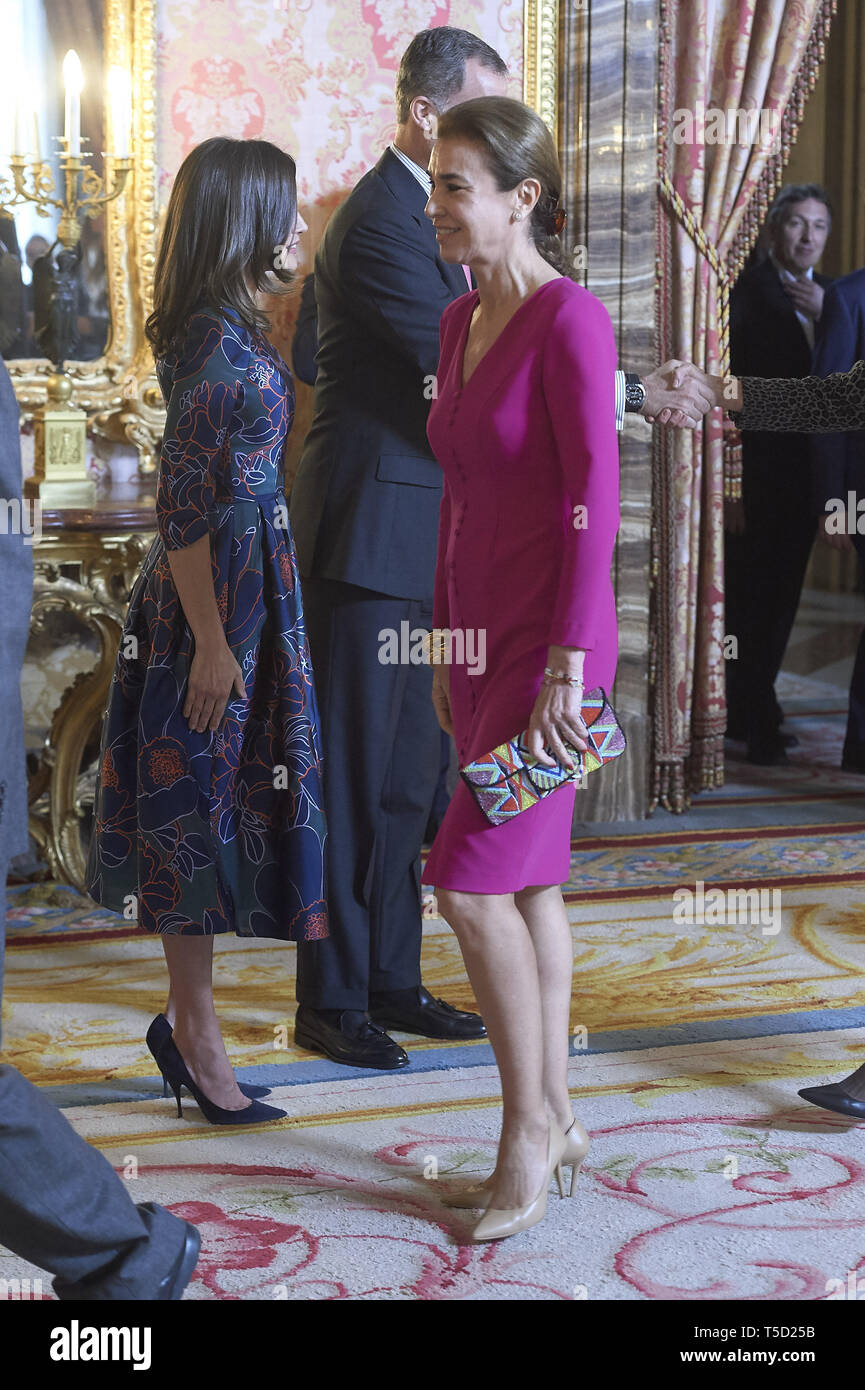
725, 453, 816, 748
296, 578, 441, 1010
369, 594, 442, 994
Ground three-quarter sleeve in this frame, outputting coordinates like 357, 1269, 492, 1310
733, 359, 865, 433
540, 289, 620, 650
156, 310, 247, 550
433, 471, 452, 631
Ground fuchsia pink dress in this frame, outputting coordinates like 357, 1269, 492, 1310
420, 277, 620, 893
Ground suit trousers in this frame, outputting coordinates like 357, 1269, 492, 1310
725, 451, 816, 744
0, 872, 188, 1299
296, 577, 442, 1009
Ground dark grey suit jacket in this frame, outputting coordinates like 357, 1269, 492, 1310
289, 147, 471, 601
811, 268, 865, 510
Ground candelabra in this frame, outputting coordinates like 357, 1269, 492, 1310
2, 54, 132, 505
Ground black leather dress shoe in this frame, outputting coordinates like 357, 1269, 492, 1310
369, 985, 486, 1040
798, 1083, 865, 1119
150, 1209, 201, 1299
294, 1005, 409, 1069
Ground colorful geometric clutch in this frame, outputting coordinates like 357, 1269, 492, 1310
459, 688, 626, 826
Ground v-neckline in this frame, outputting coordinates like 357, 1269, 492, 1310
457, 277, 564, 391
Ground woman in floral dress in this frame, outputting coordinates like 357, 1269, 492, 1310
86, 138, 327, 1123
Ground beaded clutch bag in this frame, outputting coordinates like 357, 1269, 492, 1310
459, 688, 626, 826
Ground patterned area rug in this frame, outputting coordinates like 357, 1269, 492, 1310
3, 792, 865, 1299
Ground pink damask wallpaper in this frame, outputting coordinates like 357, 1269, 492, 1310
155, 0, 525, 470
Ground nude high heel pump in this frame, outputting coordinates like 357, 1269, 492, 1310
561, 1117, 590, 1196
444, 1115, 590, 1209
468, 1123, 567, 1243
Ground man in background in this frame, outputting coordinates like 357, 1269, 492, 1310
726, 184, 834, 765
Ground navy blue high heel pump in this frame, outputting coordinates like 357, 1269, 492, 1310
157, 1035, 286, 1126
146, 1014, 272, 1098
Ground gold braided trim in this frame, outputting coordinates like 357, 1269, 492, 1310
657, 174, 738, 498
657, 172, 734, 371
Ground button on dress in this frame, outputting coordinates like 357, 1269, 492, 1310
86, 307, 328, 939
420, 278, 620, 893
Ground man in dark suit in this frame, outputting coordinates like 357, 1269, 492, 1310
0, 359, 200, 1298
291, 271, 456, 848
811, 266, 865, 770
289, 28, 505, 1067
725, 184, 833, 764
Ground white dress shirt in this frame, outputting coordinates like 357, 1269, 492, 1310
770, 253, 816, 350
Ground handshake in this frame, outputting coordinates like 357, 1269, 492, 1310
637, 361, 727, 429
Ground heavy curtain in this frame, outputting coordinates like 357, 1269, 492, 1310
652, 0, 838, 811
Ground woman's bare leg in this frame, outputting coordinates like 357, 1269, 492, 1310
160, 936, 248, 1110
436, 888, 549, 1208
515, 884, 575, 1133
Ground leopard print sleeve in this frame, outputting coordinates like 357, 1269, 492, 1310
731, 359, 865, 433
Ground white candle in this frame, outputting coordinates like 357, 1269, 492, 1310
63, 49, 82, 156
12, 97, 21, 155
32, 111, 40, 161
107, 67, 130, 158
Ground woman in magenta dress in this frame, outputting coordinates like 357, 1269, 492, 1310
421, 97, 620, 1240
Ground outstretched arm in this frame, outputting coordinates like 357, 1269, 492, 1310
659, 359, 865, 434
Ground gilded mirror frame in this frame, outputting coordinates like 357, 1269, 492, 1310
523, 0, 560, 145
6, 0, 162, 468
6, 1, 556, 474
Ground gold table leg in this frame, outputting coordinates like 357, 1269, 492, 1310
27, 533, 154, 892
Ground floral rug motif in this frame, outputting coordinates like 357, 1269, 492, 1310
3, 710, 865, 1299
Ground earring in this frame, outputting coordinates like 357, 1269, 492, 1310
513, 211, 522, 221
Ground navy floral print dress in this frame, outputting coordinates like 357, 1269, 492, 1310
85, 306, 328, 940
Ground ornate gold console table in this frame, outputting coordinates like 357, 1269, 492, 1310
27, 481, 157, 891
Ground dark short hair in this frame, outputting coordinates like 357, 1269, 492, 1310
436, 96, 575, 280
395, 27, 507, 124
146, 137, 297, 360
768, 183, 833, 235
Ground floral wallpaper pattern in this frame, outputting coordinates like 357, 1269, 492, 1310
155, 0, 523, 469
